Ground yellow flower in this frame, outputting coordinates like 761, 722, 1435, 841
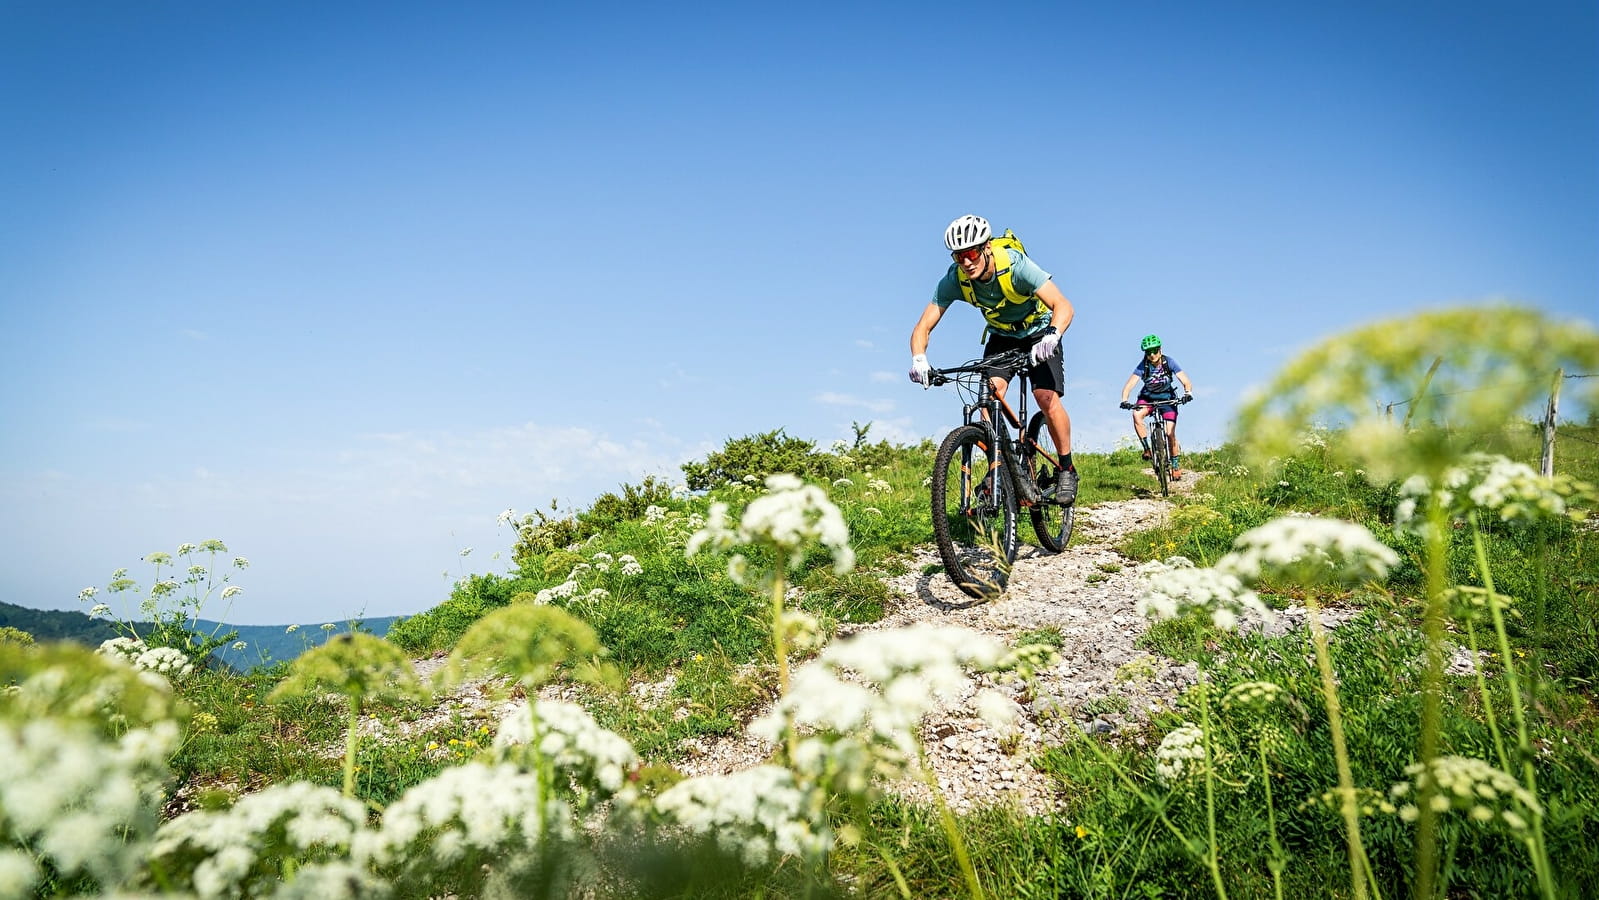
1075, 825, 1089, 839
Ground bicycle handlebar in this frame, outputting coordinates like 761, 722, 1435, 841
927, 349, 1032, 387
1121, 396, 1191, 409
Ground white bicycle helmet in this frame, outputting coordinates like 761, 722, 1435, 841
943, 214, 992, 251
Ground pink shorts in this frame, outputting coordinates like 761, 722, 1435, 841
1135, 402, 1178, 422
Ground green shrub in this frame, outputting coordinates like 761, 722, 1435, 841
680, 429, 841, 490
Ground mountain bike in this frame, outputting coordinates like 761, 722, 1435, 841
1123, 396, 1189, 496
926, 349, 1074, 600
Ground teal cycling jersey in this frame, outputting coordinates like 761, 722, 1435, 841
933, 249, 1055, 338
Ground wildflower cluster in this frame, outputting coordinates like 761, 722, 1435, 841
1135, 557, 1270, 630
1388, 756, 1541, 835
1308, 787, 1397, 818
689, 474, 854, 580
654, 765, 831, 866
494, 700, 638, 797
149, 781, 370, 898
1217, 516, 1399, 587
356, 762, 570, 895
1221, 680, 1285, 713
97, 638, 196, 681
1154, 723, 1207, 784
532, 550, 644, 604
1395, 453, 1593, 534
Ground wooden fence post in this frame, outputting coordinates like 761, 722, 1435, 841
1541, 369, 1562, 477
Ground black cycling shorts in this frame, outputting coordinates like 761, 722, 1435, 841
982, 330, 1065, 394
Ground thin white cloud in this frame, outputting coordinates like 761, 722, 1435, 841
855, 339, 874, 349
813, 392, 895, 414
181, 329, 209, 341
868, 370, 898, 383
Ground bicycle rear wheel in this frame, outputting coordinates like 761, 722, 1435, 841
1151, 420, 1171, 497
930, 424, 1018, 600
1025, 412, 1074, 554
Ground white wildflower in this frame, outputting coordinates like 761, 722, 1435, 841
78, 586, 99, 602
220, 585, 243, 599
494, 700, 637, 796
1388, 756, 1539, 835
1154, 723, 1207, 784
1217, 516, 1398, 587
687, 474, 854, 573
654, 765, 831, 866
1136, 558, 1270, 629
618, 555, 643, 576
355, 762, 564, 873
152, 781, 368, 897
1396, 453, 1591, 535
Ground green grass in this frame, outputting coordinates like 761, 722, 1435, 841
20, 419, 1599, 898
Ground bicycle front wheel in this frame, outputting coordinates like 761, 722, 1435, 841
1025, 412, 1074, 553
930, 424, 1018, 600
1151, 421, 1171, 497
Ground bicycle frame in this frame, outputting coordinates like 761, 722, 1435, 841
932, 350, 1062, 508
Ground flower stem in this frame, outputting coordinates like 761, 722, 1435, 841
1414, 498, 1447, 899
1468, 514, 1556, 900
1198, 688, 1230, 900
1257, 742, 1285, 900
1305, 593, 1368, 900
342, 701, 361, 798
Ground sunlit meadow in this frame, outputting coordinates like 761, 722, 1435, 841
3, 306, 1597, 898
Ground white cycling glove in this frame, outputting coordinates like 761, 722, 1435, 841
1029, 328, 1060, 365
909, 354, 931, 386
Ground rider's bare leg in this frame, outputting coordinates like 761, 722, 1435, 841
1033, 387, 1072, 455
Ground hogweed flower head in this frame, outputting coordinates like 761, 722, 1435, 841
1154, 723, 1207, 784
1395, 453, 1593, 536
269, 632, 428, 709
1222, 680, 1285, 713
437, 604, 614, 692
753, 623, 1004, 766
687, 474, 854, 574
151, 781, 369, 898
1136, 557, 1271, 630
1217, 515, 1398, 587
1443, 585, 1520, 624
494, 700, 638, 797
354, 761, 569, 886
654, 764, 832, 867
1388, 755, 1540, 835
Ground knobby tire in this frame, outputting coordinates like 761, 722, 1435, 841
1025, 411, 1074, 553
930, 424, 1018, 600
1151, 420, 1171, 497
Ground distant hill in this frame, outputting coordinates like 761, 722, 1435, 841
0, 601, 402, 672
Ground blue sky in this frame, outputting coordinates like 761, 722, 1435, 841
3, 1, 1594, 625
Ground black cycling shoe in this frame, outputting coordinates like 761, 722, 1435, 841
1056, 468, 1078, 505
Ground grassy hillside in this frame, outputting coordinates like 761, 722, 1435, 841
6, 304, 1598, 899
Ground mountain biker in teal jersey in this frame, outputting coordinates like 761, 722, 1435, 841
1118, 334, 1195, 479
908, 214, 1079, 504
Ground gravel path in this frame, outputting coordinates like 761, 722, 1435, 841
673, 480, 1211, 816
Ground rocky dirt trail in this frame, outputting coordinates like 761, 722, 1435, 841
382, 475, 1228, 818
672, 477, 1215, 816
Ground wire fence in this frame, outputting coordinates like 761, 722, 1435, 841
1377, 370, 1595, 476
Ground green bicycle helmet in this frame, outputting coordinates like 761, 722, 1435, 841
1140, 334, 1162, 351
